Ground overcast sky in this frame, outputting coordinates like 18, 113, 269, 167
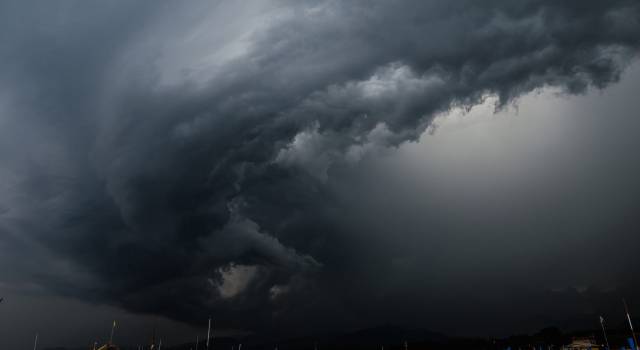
1, 0, 640, 348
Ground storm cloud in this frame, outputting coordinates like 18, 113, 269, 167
1, 0, 640, 340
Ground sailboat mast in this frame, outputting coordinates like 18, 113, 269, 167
152, 324, 157, 349
207, 318, 211, 349
624, 299, 639, 350
109, 320, 116, 345
600, 316, 611, 350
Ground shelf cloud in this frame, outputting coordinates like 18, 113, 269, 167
1, 0, 640, 339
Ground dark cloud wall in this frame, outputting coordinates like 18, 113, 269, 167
1, 0, 640, 342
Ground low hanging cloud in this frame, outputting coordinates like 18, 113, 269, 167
1, 0, 640, 336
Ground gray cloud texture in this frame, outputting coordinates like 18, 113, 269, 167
1, 0, 640, 338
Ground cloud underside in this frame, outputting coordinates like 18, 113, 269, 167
1, 0, 640, 335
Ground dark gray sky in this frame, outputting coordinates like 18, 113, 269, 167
1, 0, 640, 348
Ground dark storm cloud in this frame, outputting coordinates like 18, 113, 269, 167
1, 0, 640, 337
